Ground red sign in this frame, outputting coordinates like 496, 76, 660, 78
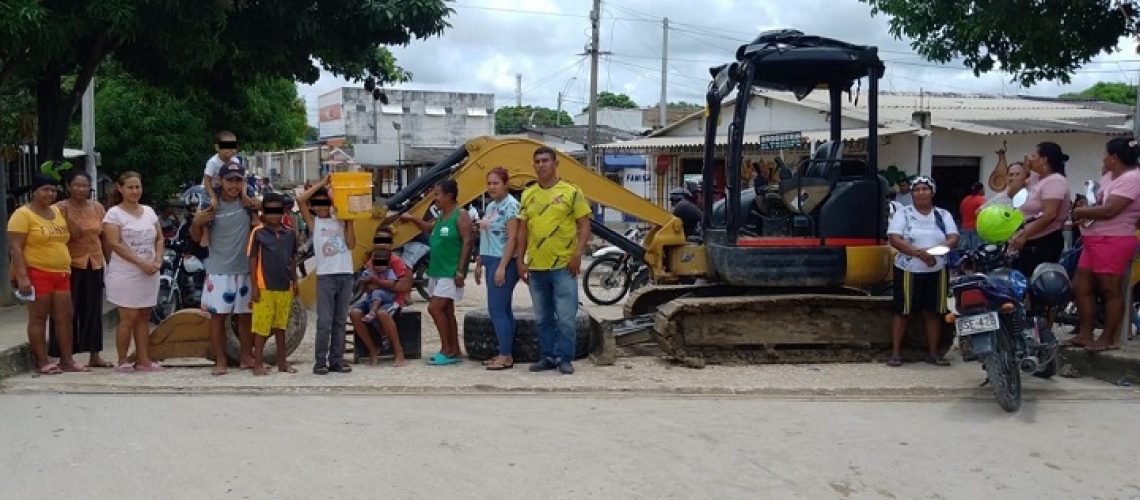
318, 104, 342, 123
656, 155, 671, 174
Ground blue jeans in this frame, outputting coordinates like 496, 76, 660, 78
528, 268, 578, 362
482, 256, 520, 356
315, 273, 354, 368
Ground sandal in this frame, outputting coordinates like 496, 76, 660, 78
115, 363, 136, 373
426, 352, 462, 366
1061, 338, 1089, 348
134, 362, 164, 373
486, 358, 514, 371
38, 363, 63, 375
885, 356, 903, 367
60, 362, 90, 373
925, 355, 951, 366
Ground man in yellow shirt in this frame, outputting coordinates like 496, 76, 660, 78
516, 146, 592, 374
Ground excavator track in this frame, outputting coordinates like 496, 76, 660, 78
624, 285, 952, 367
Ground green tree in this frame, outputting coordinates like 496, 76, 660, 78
0, 0, 451, 165
589, 91, 638, 110
1060, 82, 1137, 106
75, 64, 309, 205
495, 106, 573, 134
305, 126, 320, 142
859, 0, 1135, 86
668, 101, 702, 108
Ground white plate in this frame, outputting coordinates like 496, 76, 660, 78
955, 311, 999, 336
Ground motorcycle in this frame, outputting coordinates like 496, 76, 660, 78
583, 226, 649, 306
152, 234, 206, 324
944, 205, 1069, 412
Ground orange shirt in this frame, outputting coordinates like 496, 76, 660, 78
57, 199, 106, 269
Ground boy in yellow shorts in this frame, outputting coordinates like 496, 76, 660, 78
247, 193, 299, 376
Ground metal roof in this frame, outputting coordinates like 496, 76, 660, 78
595, 127, 920, 153
649, 91, 1133, 138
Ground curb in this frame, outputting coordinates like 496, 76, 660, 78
1058, 348, 1140, 386
0, 303, 118, 381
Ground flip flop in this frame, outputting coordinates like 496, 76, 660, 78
486, 359, 514, 371
135, 362, 164, 373
426, 353, 462, 366
60, 363, 90, 373
1061, 338, 1089, 348
925, 355, 951, 366
278, 366, 298, 374
38, 363, 63, 375
115, 363, 135, 373
211, 367, 228, 376
885, 356, 903, 367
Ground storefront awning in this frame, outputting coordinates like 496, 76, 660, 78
602, 154, 645, 172
594, 127, 922, 154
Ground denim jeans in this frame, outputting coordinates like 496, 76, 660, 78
482, 256, 519, 356
528, 267, 578, 361
315, 273, 354, 368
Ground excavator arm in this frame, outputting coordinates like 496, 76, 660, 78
298, 136, 705, 308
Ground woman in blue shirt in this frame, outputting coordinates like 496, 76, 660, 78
473, 167, 521, 370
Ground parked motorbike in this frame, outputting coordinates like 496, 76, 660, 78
583, 226, 649, 306
946, 195, 1071, 412
152, 234, 206, 324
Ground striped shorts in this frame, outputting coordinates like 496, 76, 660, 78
892, 267, 948, 316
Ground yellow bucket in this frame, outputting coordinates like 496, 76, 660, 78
329, 172, 374, 220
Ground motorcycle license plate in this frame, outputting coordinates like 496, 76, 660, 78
956, 312, 999, 336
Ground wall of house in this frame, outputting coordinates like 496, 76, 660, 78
573, 108, 646, 133
663, 98, 866, 137
339, 88, 495, 165
932, 130, 1110, 196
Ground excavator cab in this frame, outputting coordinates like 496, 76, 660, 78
702, 30, 890, 289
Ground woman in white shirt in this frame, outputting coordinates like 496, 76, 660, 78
885, 176, 959, 367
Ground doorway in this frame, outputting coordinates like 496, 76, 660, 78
931, 156, 981, 221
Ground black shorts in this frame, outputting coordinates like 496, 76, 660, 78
893, 267, 948, 315
1013, 229, 1065, 277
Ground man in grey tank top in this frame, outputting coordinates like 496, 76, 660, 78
191, 162, 258, 376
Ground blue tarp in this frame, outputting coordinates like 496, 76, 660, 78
602, 154, 645, 172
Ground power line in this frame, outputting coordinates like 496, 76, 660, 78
450, 2, 656, 23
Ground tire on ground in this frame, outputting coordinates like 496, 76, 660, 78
224, 297, 308, 365
463, 308, 591, 362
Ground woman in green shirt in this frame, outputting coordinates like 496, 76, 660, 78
400, 180, 473, 365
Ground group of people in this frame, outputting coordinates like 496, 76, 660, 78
885, 139, 1140, 367
393, 147, 592, 373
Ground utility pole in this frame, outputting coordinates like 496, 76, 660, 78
82, 78, 96, 198
659, 17, 668, 129
586, 0, 602, 170
516, 73, 523, 107
557, 92, 564, 126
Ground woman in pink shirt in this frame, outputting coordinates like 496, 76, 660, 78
1009, 142, 1071, 278
1069, 138, 1140, 351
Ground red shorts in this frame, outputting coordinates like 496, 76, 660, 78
1078, 235, 1137, 275
27, 267, 71, 294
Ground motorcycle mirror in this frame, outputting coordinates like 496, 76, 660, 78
1011, 188, 1029, 209
926, 245, 951, 257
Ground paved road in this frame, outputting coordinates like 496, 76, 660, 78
2, 394, 1139, 500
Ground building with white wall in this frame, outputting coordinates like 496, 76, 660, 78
317, 87, 495, 194
597, 91, 1132, 218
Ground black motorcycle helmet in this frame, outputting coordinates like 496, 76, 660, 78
1029, 263, 1072, 307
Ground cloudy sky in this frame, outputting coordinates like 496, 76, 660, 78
297, 0, 1140, 125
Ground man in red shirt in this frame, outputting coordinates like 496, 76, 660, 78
958, 182, 986, 251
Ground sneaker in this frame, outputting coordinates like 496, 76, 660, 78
313, 365, 329, 375
557, 360, 574, 375
529, 358, 557, 372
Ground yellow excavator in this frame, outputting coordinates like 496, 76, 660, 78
149, 31, 944, 366
282, 30, 951, 367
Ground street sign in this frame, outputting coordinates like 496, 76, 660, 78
757, 132, 803, 150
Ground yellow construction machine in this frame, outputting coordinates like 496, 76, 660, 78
286, 30, 950, 366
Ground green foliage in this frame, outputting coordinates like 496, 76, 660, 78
668, 101, 702, 108
305, 126, 320, 142
1060, 82, 1137, 106
860, 0, 1135, 86
589, 92, 638, 111
70, 64, 308, 205
495, 106, 573, 134
0, 0, 452, 163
